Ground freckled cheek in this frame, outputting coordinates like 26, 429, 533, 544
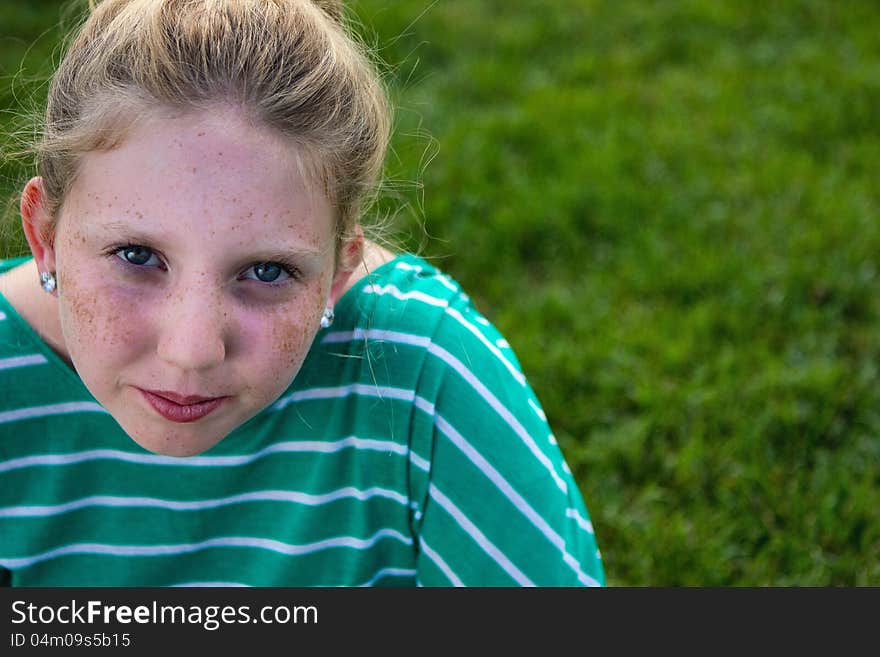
238, 304, 322, 393
271, 317, 315, 369
58, 273, 152, 367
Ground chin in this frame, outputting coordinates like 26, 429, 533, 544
102, 392, 237, 456
125, 428, 227, 457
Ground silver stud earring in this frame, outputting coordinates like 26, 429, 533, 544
320, 306, 335, 329
40, 271, 57, 294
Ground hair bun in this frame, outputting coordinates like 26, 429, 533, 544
312, 0, 344, 22
89, 1, 345, 21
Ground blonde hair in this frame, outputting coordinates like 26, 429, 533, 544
36, 0, 391, 242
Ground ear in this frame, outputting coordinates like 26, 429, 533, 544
328, 225, 364, 306
20, 177, 57, 275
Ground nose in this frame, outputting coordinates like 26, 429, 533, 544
156, 281, 228, 371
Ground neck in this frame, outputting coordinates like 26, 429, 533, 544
0, 259, 71, 365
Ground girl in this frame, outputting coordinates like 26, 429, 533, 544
0, 0, 604, 586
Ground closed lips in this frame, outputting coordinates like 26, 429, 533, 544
138, 388, 229, 423
147, 390, 222, 405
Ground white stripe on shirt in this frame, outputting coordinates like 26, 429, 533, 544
393, 262, 459, 292
322, 328, 430, 349
0, 528, 413, 570
172, 581, 251, 587
0, 354, 49, 372
272, 382, 416, 410
434, 412, 599, 586
363, 284, 449, 308
566, 508, 595, 535
0, 401, 107, 426
426, 342, 568, 493
354, 567, 417, 587
359, 284, 526, 386
0, 486, 408, 518
0, 436, 423, 473
419, 538, 465, 586
528, 398, 547, 421
428, 483, 535, 586
322, 328, 566, 493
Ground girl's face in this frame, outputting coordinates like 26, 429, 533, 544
35, 108, 350, 456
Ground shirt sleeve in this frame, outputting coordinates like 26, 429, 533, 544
406, 288, 605, 586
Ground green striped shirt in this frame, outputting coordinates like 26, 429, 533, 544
0, 253, 604, 586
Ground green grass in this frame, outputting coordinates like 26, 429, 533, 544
3, 0, 879, 585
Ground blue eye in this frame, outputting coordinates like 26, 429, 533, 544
243, 262, 291, 284
116, 246, 161, 267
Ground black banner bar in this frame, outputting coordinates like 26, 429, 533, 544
1, 587, 876, 651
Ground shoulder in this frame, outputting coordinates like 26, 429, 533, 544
360, 254, 472, 322
335, 251, 517, 373
300, 249, 525, 401
326, 251, 535, 431
298, 247, 535, 425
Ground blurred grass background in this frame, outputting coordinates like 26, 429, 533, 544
2, 0, 879, 585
